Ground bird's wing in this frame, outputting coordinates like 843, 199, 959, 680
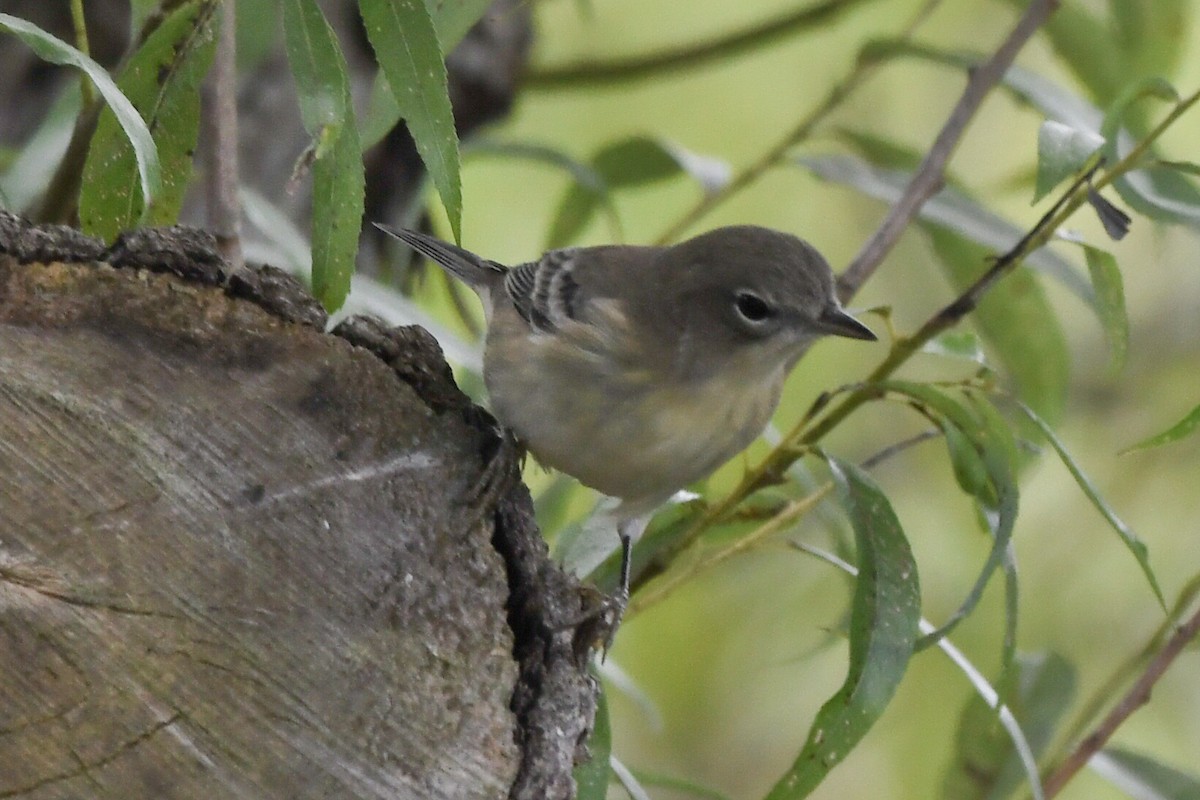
503, 248, 582, 333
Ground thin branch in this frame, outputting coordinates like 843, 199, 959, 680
836, 0, 1060, 303
654, 0, 942, 245
653, 59, 868, 245
859, 428, 940, 470
524, 0, 872, 90
628, 429, 936, 614
627, 484, 832, 618
69, 0, 95, 107
1041, 600, 1200, 798
202, 0, 243, 268
630, 82, 1200, 598
1056, 572, 1200, 750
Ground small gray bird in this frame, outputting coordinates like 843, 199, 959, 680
375, 223, 875, 618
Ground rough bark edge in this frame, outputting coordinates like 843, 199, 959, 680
0, 210, 598, 800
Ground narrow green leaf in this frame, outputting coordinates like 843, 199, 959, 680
79, 0, 218, 241
763, 457, 919, 800
1016, 403, 1165, 608
574, 683, 611, 800
927, 230, 1070, 428
548, 136, 730, 248
1007, 0, 1120, 103
877, 381, 1018, 649
835, 127, 921, 171
358, 0, 490, 148
798, 543, 1044, 800
361, 69, 403, 149
1155, 160, 1200, 177
466, 139, 610, 196
998, 545, 1019, 686
942, 652, 1076, 800
799, 155, 1095, 308
427, 0, 494, 51
1101, 77, 1180, 142
1114, 161, 1200, 230
0, 13, 161, 212
1003, 67, 1200, 230
996, 0, 1188, 109
1091, 747, 1200, 800
282, 0, 348, 129
1121, 403, 1200, 453
1080, 245, 1128, 373
1110, 2, 1190, 87
359, 0, 462, 242
1034, 120, 1104, 203
965, 392, 1021, 481
311, 118, 365, 310
862, 42, 1200, 229
282, 0, 366, 311
232, 0, 282, 71
922, 331, 988, 366
941, 419, 996, 508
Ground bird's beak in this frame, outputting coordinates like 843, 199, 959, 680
818, 305, 877, 341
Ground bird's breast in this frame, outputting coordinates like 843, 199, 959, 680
483, 314, 787, 512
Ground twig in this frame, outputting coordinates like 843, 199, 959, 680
524, 0, 871, 90
654, 0, 942, 245
859, 428, 940, 470
630, 61, 1200, 602
627, 484, 832, 618
836, 0, 1060, 303
69, 0, 95, 107
202, 0, 243, 268
627, 427, 938, 615
1041, 600, 1200, 798
1056, 572, 1200, 749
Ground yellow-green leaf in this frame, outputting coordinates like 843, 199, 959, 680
1121, 402, 1200, 454
79, 0, 218, 240
763, 457, 919, 799
359, 0, 462, 242
0, 12, 161, 215
282, 0, 366, 311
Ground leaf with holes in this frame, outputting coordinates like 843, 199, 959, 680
282, 0, 365, 311
762, 457, 919, 799
0, 12, 160, 215
80, 0, 217, 240
359, 0, 462, 241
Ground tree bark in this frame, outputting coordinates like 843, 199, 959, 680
0, 213, 596, 799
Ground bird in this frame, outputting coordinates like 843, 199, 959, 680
374, 223, 876, 633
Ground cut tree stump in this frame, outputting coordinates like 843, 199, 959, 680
0, 213, 597, 800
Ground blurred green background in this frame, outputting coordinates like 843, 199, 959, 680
431, 1, 1200, 798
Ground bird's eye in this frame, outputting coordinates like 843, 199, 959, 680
734, 292, 774, 323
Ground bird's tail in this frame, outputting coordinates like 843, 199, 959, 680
373, 223, 505, 290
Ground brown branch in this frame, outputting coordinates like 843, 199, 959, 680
916, 161, 1099, 337
1041, 600, 1200, 798
202, 0, 243, 268
653, 1, 942, 246
836, 0, 1060, 304
524, 0, 872, 90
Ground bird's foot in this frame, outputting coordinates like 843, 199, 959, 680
563, 583, 628, 662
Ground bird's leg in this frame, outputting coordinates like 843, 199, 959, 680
563, 515, 647, 659
596, 523, 636, 657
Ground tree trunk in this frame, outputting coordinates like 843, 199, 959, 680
0, 213, 597, 800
